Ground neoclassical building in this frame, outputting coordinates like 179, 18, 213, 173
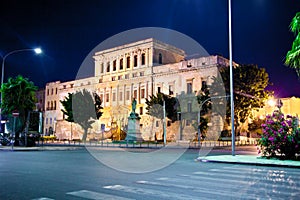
44, 38, 230, 141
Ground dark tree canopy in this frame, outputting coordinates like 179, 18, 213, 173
61, 89, 103, 141
219, 64, 272, 134
145, 92, 178, 122
285, 12, 300, 76
60, 93, 74, 123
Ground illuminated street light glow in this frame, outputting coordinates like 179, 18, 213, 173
34, 48, 42, 54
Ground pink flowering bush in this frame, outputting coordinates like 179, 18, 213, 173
258, 110, 300, 160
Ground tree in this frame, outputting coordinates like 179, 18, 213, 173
219, 64, 272, 135
285, 12, 300, 76
0, 75, 38, 145
194, 82, 212, 138
61, 89, 103, 142
145, 92, 179, 141
60, 93, 74, 139
145, 92, 178, 122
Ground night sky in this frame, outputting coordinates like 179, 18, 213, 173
1, 0, 300, 97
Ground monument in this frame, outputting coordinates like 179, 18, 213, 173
125, 98, 143, 141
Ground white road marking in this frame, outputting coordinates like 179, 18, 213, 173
103, 184, 199, 200
67, 190, 134, 200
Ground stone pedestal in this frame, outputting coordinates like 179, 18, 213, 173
125, 112, 143, 141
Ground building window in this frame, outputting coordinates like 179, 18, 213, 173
187, 82, 193, 94
120, 58, 123, 70
132, 72, 137, 78
140, 71, 144, 76
169, 85, 174, 95
141, 53, 145, 65
140, 107, 143, 115
157, 86, 161, 94
119, 91, 123, 101
118, 75, 122, 80
99, 79, 103, 83
125, 74, 129, 79
107, 62, 110, 72
134, 55, 138, 67
51, 88, 53, 95
112, 93, 116, 101
50, 118, 52, 125
70, 84, 74, 88
126, 91, 130, 100
55, 88, 58, 94
112, 76, 116, 81
54, 101, 57, 110
133, 90, 137, 99
141, 88, 145, 99
106, 93, 109, 103
126, 57, 130, 68
167, 121, 171, 127
47, 89, 49, 95
156, 121, 159, 127
113, 60, 117, 71
159, 53, 162, 64
101, 63, 104, 73
46, 118, 48, 125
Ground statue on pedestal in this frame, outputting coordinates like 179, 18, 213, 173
125, 97, 143, 141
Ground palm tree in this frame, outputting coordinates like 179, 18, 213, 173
285, 12, 300, 76
0, 75, 38, 145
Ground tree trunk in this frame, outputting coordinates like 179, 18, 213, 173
82, 128, 88, 142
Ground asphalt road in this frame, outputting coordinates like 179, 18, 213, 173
0, 147, 299, 200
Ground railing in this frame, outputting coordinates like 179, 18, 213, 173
36, 138, 258, 149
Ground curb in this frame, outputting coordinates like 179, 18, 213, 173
196, 157, 300, 169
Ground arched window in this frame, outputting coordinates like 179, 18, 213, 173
134, 55, 138, 67
126, 57, 130, 68
159, 53, 162, 64
141, 53, 146, 65
113, 60, 117, 71
107, 62, 110, 72
120, 58, 123, 70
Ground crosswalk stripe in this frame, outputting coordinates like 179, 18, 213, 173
136, 180, 259, 199
174, 174, 300, 196
224, 166, 300, 176
67, 190, 134, 200
103, 184, 199, 200
209, 168, 300, 181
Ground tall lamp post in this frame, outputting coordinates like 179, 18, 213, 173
228, 0, 235, 156
0, 48, 42, 132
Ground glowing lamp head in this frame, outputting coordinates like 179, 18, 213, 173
34, 48, 42, 54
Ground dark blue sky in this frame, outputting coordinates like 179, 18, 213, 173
1, 0, 300, 97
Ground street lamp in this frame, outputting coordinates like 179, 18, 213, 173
228, 0, 235, 156
0, 48, 43, 132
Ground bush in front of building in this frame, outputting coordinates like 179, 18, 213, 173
258, 110, 300, 160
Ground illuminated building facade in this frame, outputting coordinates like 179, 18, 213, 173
44, 38, 231, 141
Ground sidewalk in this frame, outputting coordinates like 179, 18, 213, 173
196, 146, 300, 168
0, 145, 84, 151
